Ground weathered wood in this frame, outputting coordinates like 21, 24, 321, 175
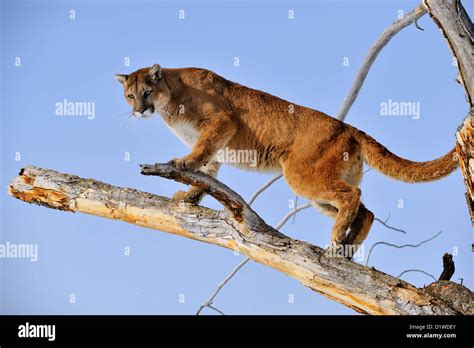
8, 166, 473, 315
424, 281, 474, 314
424, 0, 474, 223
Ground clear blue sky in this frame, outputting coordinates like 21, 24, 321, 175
1, 0, 472, 314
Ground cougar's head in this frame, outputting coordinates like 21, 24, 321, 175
115, 64, 169, 118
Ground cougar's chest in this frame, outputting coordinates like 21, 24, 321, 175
167, 121, 200, 149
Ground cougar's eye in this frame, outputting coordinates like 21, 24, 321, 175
127, 94, 135, 99
144, 90, 152, 96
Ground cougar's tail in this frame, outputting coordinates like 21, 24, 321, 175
347, 125, 458, 183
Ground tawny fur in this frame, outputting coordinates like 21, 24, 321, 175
115, 65, 458, 250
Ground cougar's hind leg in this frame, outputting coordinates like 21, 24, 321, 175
344, 203, 374, 246
312, 202, 338, 219
282, 160, 361, 246
342, 203, 374, 259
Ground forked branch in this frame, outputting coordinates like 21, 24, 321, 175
8, 165, 473, 315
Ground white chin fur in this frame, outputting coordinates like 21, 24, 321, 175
134, 109, 153, 118
143, 109, 153, 117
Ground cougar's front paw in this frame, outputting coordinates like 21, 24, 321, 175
172, 190, 190, 202
325, 242, 345, 258
172, 190, 203, 204
168, 157, 201, 171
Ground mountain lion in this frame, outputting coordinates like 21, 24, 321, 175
115, 64, 458, 250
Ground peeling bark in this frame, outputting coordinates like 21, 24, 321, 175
424, 281, 474, 314
8, 166, 473, 315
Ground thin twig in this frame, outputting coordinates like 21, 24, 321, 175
365, 231, 442, 266
397, 269, 437, 282
374, 212, 407, 234
247, 174, 283, 206
208, 305, 226, 315
337, 5, 426, 120
414, 19, 425, 31
291, 195, 299, 224
196, 258, 250, 315
276, 203, 312, 229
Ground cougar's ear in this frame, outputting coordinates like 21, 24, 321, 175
114, 74, 129, 86
149, 64, 162, 81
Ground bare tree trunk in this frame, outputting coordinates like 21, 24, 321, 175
8, 166, 473, 315
424, 0, 474, 223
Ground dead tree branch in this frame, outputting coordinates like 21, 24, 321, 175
198, 206, 407, 314
275, 203, 312, 229
197, 202, 313, 315
196, 257, 249, 315
197, 178, 310, 315
337, 4, 427, 121
8, 165, 473, 315
396, 253, 455, 285
365, 231, 442, 266
197, 175, 284, 315
374, 212, 407, 234
397, 270, 437, 282
247, 174, 282, 206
